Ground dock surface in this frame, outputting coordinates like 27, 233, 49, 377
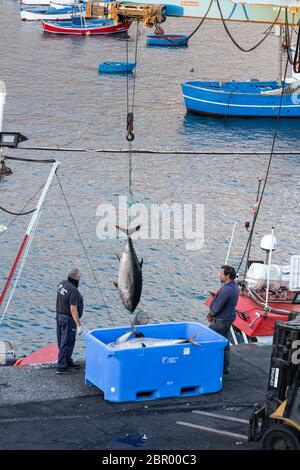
0, 344, 270, 450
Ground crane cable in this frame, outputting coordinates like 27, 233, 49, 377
217, 0, 282, 53
126, 20, 140, 212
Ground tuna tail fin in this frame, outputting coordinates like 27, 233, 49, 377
129, 320, 144, 338
116, 225, 141, 236
187, 332, 200, 346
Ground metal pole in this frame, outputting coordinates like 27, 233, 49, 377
244, 178, 262, 277
276, 25, 283, 84
0, 80, 6, 133
265, 227, 275, 311
225, 222, 237, 265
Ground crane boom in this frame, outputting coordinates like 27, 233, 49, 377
90, 0, 300, 25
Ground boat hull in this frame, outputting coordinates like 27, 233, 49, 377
21, 9, 73, 21
99, 61, 136, 73
147, 34, 189, 47
41, 19, 131, 35
182, 80, 300, 118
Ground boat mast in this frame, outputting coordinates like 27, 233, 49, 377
0, 160, 60, 308
0, 80, 6, 134
276, 25, 283, 84
264, 227, 275, 312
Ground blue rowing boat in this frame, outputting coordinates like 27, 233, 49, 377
146, 34, 189, 47
98, 61, 136, 74
181, 80, 300, 118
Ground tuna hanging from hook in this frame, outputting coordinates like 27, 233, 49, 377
113, 225, 143, 313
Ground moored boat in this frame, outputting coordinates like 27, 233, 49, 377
20, 6, 77, 21
98, 61, 136, 73
41, 16, 131, 35
205, 231, 300, 344
182, 80, 300, 118
20, 0, 76, 5
146, 34, 189, 47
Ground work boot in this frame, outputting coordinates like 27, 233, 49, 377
68, 360, 81, 370
56, 368, 76, 375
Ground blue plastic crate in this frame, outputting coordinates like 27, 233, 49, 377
84, 322, 228, 403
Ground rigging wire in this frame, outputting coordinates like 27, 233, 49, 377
55, 172, 114, 327
216, 0, 282, 52
236, 37, 291, 275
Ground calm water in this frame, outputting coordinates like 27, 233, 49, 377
0, 0, 300, 357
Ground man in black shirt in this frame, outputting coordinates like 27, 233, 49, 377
56, 268, 84, 375
208, 265, 239, 375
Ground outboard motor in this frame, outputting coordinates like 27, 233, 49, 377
0, 340, 16, 366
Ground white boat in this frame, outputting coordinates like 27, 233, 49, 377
20, 0, 77, 6
20, 5, 77, 21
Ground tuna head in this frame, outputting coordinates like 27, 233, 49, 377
113, 225, 143, 313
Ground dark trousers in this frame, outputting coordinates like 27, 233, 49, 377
209, 318, 234, 373
56, 314, 76, 370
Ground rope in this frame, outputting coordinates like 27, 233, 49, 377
153, 0, 213, 45
13, 147, 300, 156
236, 47, 291, 274
0, 206, 36, 216
55, 172, 114, 326
217, 0, 282, 52
0, 213, 40, 327
3, 155, 56, 163
0, 182, 45, 237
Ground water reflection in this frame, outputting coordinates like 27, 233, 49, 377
181, 112, 300, 152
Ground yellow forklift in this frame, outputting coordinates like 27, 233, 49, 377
249, 318, 300, 450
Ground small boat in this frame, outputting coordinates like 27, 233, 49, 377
41, 16, 131, 35
146, 34, 189, 47
20, 0, 75, 5
98, 61, 136, 74
20, 5, 78, 21
181, 80, 300, 118
206, 232, 300, 345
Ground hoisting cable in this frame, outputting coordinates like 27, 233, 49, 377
126, 20, 140, 214
217, 0, 282, 52
153, 0, 213, 45
55, 172, 114, 327
236, 41, 290, 275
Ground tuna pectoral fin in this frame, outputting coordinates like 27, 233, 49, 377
113, 281, 118, 289
115, 253, 120, 262
116, 225, 141, 236
139, 257, 144, 268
